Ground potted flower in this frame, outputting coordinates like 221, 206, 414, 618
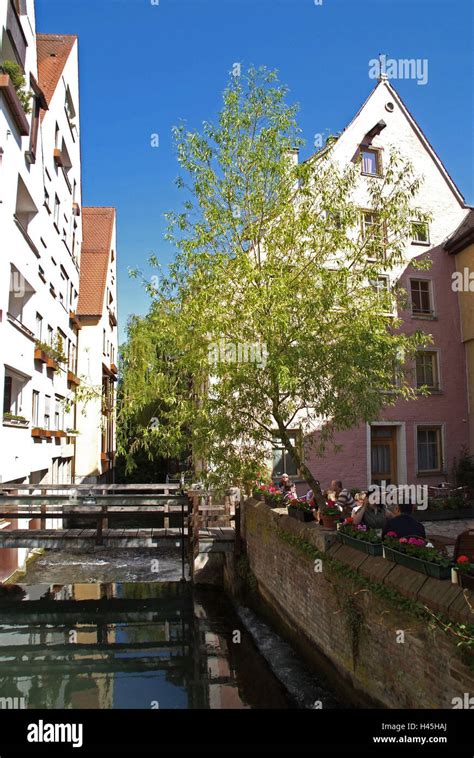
452, 555, 474, 591
252, 482, 269, 501
264, 486, 284, 508
383, 534, 452, 580
319, 505, 341, 529
287, 498, 317, 523
337, 519, 383, 556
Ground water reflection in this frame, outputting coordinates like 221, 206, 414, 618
0, 583, 293, 709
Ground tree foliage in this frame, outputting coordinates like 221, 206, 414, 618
119, 66, 431, 497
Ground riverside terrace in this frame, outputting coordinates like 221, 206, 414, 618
234, 498, 474, 708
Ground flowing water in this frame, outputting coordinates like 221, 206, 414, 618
0, 549, 345, 709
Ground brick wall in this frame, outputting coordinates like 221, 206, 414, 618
239, 499, 474, 708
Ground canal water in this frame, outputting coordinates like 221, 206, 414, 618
0, 548, 344, 709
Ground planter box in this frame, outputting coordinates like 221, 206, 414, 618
0, 74, 29, 136
383, 545, 451, 580
46, 357, 58, 370
67, 371, 81, 386
338, 531, 383, 556
288, 506, 315, 523
253, 493, 265, 502
34, 348, 48, 363
452, 568, 474, 592
264, 495, 283, 508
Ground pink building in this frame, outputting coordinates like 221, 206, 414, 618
297, 78, 471, 490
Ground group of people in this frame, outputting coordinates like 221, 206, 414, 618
276, 475, 425, 539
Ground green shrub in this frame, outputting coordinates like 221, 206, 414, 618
0, 59, 31, 113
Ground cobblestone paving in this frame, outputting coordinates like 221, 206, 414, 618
423, 519, 474, 540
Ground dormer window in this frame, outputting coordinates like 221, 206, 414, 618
360, 147, 382, 177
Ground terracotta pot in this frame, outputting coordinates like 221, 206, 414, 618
320, 513, 340, 530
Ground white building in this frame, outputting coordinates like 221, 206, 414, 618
0, 0, 118, 579
75, 206, 118, 483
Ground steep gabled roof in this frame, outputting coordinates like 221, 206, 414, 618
36, 34, 76, 118
305, 78, 465, 206
77, 208, 115, 317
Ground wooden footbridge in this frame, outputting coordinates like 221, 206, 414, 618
0, 483, 239, 579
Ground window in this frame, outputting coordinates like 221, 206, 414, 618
3, 376, 12, 415
410, 279, 433, 316
412, 221, 430, 245
44, 187, 51, 213
103, 329, 106, 355
271, 432, 299, 477
360, 148, 382, 176
44, 395, 51, 429
35, 313, 43, 341
47, 325, 53, 347
8, 265, 35, 325
417, 427, 443, 473
32, 391, 39, 427
3, 371, 27, 416
362, 211, 386, 259
54, 195, 60, 228
54, 396, 62, 431
415, 351, 439, 390
15, 176, 39, 235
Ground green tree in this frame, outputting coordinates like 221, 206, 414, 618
120, 66, 430, 502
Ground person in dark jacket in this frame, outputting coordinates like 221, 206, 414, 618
381, 502, 426, 539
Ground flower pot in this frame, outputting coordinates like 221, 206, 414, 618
338, 532, 383, 556
320, 514, 340, 530
264, 494, 282, 508
253, 492, 265, 502
383, 546, 451, 579
452, 568, 474, 591
288, 506, 316, 522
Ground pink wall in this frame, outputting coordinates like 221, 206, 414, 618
302, 247, 470, 491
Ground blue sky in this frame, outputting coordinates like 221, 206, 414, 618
36, 0, 474, 343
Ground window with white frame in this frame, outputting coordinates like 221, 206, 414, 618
410, 279, 433, 316
417, 426, 443, 473
415, 350, 439, 390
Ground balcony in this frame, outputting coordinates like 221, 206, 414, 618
108, 308, 118, 327
69, 310, 81, 330
53, 147, 63, 167
0, 74, 29, 136
110, 363, 118, 376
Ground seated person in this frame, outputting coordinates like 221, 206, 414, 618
278, 473, 296, 501
331, 480, 355, 516
352, 488, 394, 530
381, 502, 426, 539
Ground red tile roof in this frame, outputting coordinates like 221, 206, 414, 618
36, 34, 76, 119
77, 208, 115, 317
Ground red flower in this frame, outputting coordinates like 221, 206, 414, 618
457, 555, 470, 564
345, 517, 354, 524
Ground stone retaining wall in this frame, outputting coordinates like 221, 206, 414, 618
237, 499, 474, 709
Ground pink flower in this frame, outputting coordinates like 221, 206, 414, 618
408, 537, 425, 546
399, 537, 408, 544
386, 531, 397, 538
356, 524, 367, 531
